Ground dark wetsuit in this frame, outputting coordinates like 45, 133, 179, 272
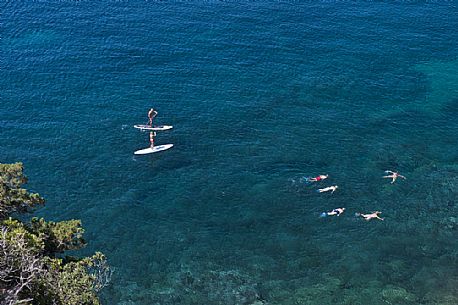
331, 209, 343, 216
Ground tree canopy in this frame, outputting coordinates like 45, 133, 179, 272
0, 162, 111, 305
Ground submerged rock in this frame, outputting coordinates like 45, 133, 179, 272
174, 268, 262, 305
423, 294, 458, 305
381, 285, 416, 304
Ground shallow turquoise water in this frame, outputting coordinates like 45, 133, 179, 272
1, 2, 457, 304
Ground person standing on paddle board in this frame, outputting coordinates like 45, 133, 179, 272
148, 108, 158, 127
149, 131, 156, 148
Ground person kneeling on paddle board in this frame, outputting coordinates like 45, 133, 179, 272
148, 108, 158, 127
149, 131, 156, 148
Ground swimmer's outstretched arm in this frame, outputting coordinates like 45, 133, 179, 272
373, 212, 384, 220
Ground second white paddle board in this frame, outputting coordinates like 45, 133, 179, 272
134, 144, 174, 155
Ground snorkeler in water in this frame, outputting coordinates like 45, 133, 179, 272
320, 207, 345, 218
307, 174, 329, 182
356, 211, 384, 221
383, 170, 406, 184
317, 185, 338, 193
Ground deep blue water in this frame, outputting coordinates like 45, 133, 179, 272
2, 1, 458, 304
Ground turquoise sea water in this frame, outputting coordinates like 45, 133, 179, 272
2, 2, 457, 304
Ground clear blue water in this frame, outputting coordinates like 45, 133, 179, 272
2, 2, 457, 304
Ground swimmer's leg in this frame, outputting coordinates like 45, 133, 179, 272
300, 176, 312, 184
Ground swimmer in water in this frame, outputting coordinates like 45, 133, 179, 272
321, 207, 345, 217
317, 185, 338, 193
148, 108, 158, 127
308, 174, 329, 182
356, 211, 384, 221
149, 131, 156, 148
383, 170, 406, 184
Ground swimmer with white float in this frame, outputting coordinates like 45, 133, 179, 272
320, 207, 345, 218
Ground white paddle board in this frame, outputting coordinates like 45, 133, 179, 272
134, 125, 173, 131
134, 144, 174, 155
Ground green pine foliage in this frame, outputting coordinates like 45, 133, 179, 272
0, 163, 111, 305
0, 163, 44, 219
30, 218, 87, 255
